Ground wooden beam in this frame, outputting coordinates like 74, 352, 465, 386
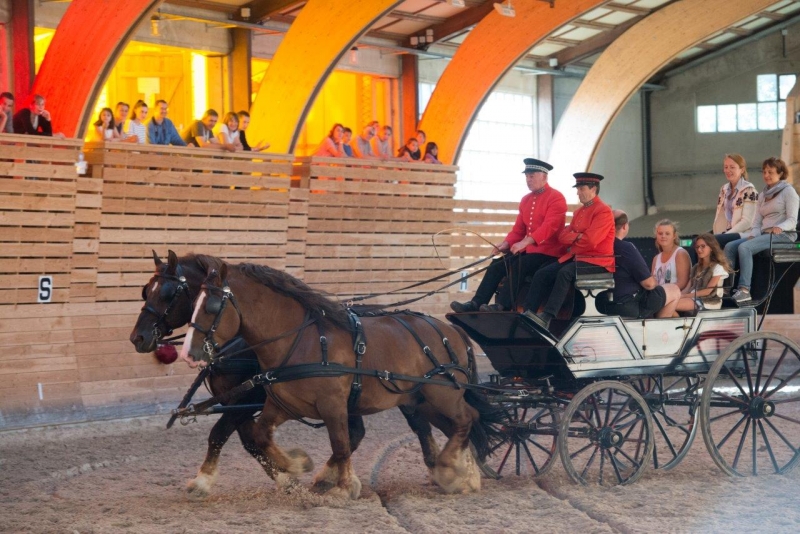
605, 2, 651, 16
230, 28, 252, 113
244, 0, 305, 22
389, 10, 446, 25
10, 0, 34, 105
571, 19, 616, 31
758, 10, 786, 21
422, 2, 496, 44
165, 0, 237, 14
555, 18, 639, 65
548, 0, 777, 195
545, 36, 582, 47
401, 54, 419, 144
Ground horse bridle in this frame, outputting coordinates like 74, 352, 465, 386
190, 280, 243, 361
140, 266, 193, 341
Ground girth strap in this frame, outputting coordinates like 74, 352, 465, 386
346, 309, 365, 412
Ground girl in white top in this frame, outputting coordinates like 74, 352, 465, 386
125, 100, 148, 144
218, 112, 243, 152
651, 219, 691, 290
89, 107, 121, 142
674, 234, 732, 314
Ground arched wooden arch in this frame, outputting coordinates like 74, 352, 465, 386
251, 0, 403, 154
548, 0, 776, 192
31, 0, 161, 137
417, 0, 607, 165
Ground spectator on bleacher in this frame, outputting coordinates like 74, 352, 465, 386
523, 173, 615, 331
218, 112, 244, 152
313, 123, 346, 157
372, 125, 393, 159
712, 153, 757, 249
236, 111, 270, 152
147, 100, 186, 146
88, 108, 121, 142
725, 157, 799, 304
397, 138, 420, 161
451, 158, 566, 314
651, 219, 691, 290
423, 142, 442, 164
675, 234, 731, 313
126, 100, 148, 144
342, 127, 354, 157
13, 94, 60, 137
596, 210, 680, 319
1, 92, 14, 133
352, 124, 379, 159
183, 109, 234, 151
413, 130, 426, 160
113, 102, 137, 143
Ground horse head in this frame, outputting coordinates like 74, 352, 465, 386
129, 249, 196, 353
180, 263, 242, 368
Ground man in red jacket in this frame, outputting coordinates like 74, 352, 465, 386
523, 172, 615, 331
451, 158, 567, 313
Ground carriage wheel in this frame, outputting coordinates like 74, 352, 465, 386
558, 381, 654, 486
476, 404, 559, 479
701, 332, 800, 477
632, 375, 699, 471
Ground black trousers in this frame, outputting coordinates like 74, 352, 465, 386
523, 260, 606, 316
472, 253, 556, 306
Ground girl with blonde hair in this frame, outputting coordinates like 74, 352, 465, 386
651, 219, 691, 290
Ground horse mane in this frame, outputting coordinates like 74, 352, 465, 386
191, 254, 352, 332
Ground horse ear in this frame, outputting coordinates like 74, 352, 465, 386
205, 269, 220, 284
152, 250, 163, 267
219, 263, 228, 283
166, 250, 178, 273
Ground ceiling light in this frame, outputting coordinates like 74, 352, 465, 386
493, 1, 515, 18
240, 7, 251, 20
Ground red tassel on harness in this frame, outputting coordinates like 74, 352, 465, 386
155, 344, 178, 364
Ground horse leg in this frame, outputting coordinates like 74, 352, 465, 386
186, 412, 241, 496
313, 407, 361, 499
400, 405, 440, 474
428, 395, 481, 494
235, 417, 279, 480
251, 404, 314, 491
314, 414, 364, 492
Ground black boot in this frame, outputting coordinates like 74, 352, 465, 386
450, 300, 479, 313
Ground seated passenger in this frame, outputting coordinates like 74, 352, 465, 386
423, 142, 442, 164
652, 219, 691, 290
596, 211, 680, 319
713, 153, 757, 249
342, 127, 355, 157
397, 138, 420, 161
724, 157, 799, 303
450, 158, 566, 313
523, 173, 615, 331
313, 123, 346, 157
672, 233, 732, 314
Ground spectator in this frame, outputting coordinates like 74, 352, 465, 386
218, 112, 243, 152
183, 109, 230, 150
0, 92, 14, 133
88, 107, 121, 142
372, 125, 393, 159
523, 173, 615, 331
412, 130, 425, 160
725, 157, 799, 304
126, 100, 148, 144
712, 153, 757, 249
651, 219, 691, 290
13, 94, 59, 137
352, 124, 379, 159
113, 102, 137, 143
342, 127, 354, 157
596, 210, 680, 319
675, 234, 732, 313
146, 100, 186, 146
236, 111, 270, 152
423, 142, 442, 164
397, 138, 420, 161
313, 123, 346, 157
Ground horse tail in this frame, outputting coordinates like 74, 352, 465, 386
463, 389, 506, 462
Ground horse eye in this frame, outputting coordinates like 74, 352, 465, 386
205, 296, 222, 315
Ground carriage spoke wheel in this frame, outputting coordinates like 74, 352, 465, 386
558, 381, 654, 486
632, 375, 699, 471
477, 404, 559, 480
701, 332, 800, 477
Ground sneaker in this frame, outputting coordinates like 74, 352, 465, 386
479, 303, 507, 312
522, 309, 551, 330
732, 289, 752, 304
450, 300, 479, 313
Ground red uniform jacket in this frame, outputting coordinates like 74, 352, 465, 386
557, 196, 615, 271
505, 185, 567, 257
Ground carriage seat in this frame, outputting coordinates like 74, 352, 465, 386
770, 241, 800, 264
574, 271, 615, 292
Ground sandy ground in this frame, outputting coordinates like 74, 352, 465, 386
2, 357, 800, 533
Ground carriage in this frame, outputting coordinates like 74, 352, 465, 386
143, 238, 800, 493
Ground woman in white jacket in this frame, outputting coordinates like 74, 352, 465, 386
724, 157, 799, 303
712, 153, 758, 249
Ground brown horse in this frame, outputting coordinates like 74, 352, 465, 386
130, 251, 451, 496
179, 258, 499, 498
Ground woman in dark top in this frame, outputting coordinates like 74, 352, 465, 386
236, 110, 270, 152
397, 138, 420, 161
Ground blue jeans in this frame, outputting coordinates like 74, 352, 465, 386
724, 234, 793, 289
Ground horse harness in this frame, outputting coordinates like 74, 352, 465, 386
179, 280, 475, 423
140, 265, 193, 342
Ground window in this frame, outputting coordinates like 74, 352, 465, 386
696, 73, 796, 133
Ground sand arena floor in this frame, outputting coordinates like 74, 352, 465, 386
2, 356, 800, 533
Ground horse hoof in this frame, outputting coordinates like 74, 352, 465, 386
286, 448, 314, 474
186, 472, 216, 498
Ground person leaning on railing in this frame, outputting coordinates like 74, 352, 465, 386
13, 94, 64, 138
313, 123, 346, 157
217, 112, 244, 152
724, 157, 800, 304
0, 92, 14, 133
146, 100, 186, 146
236, 111, 270, 152
125, 101, 148, 144
423, 142, 442, 164
397, 138, 420, 161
